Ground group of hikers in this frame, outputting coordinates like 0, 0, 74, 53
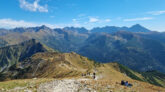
121, 80, 133, 87
82, 72, 133, 88
82, 72, 96, 79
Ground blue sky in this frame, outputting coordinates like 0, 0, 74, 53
0, 0, 165, 31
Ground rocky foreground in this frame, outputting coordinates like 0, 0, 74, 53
37, 78, 165, 92
1, 78, 165, 92
38, 79, 92, 92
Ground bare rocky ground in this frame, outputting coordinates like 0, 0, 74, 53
37, 79, 96, 92
37, 78, 165, 92
36, 78, 133, 92
2, 78, 165, 92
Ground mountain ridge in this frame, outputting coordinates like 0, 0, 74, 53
0, 39, 165, 91
91, 24, 151, 33
0, 39, 53, 72
1, 50, 165, 88
0, 24, 165, 73
0, 24, 152, 34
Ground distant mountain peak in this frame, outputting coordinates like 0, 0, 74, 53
129, 24, 151, 32
40, 25, 48, 28
133, 24, 142, 26
63, 27, 89, 33
90, 24, 151, 33
130, 24, 145, 29
38, 25, 50, 30
27, 25, 51, 32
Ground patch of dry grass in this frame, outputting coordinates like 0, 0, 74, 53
0, 78, 54, 92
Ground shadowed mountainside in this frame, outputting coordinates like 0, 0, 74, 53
0, 39, 54, 72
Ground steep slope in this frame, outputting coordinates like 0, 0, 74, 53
1, 52, 95, 80
117, 63, 165, 87
0, 39, 53, 72
138, 31, 165, 43
79, 31, 165, 72
141, 71, 165, 87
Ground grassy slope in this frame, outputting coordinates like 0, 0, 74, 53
2, 51, 164, 88
116, 63, 165, 87
5, 52, 95, 79
0, 51, 164, 91
0, 57, 165, 91
0, 78, 54, 92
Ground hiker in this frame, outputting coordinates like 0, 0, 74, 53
82, 74, 84, 77
87, 72, 90, 76
93, 72, 96, 79
121, 80, 125, 85
120, 80, 133, 87
125, 81, 129, 86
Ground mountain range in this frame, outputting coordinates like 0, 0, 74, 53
91, 24, 151, 33
0, 24, 165, 74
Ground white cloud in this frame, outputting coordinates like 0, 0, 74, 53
89, 17, 99, 23
0, 19, 38, 28
148, 10, 165, 15
0, 18, 83, 29
105, 19, 111, 22
72, 19, 77, 22
123, 17, 153, 22
0, 18, 60, 28
19, 0, 48, 12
